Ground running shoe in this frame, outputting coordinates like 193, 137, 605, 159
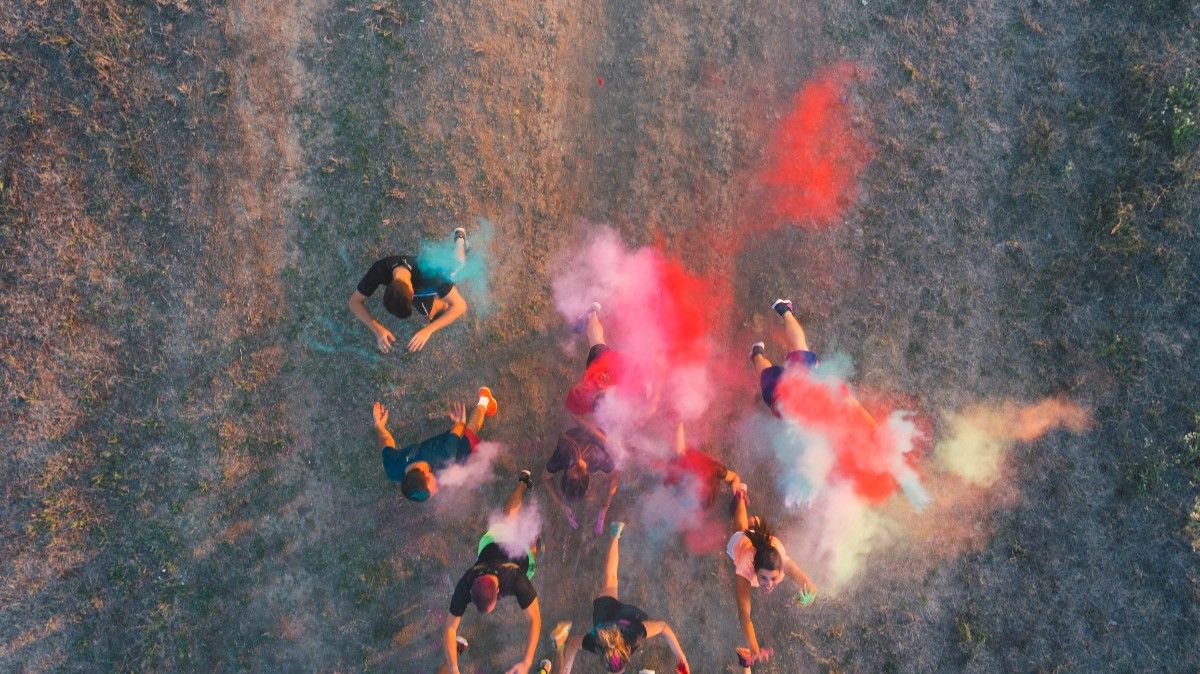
771, 298, 793, 316
478, 386, 498, 417
749, 341, 766, 361
518, 469, 534, 491
609, 521, 625, 539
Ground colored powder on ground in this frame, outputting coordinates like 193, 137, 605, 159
761, 63, 872, 227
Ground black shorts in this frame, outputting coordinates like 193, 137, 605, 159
586, 343, 611, 367
591, 596, 649, 625
760, 349, 820, 410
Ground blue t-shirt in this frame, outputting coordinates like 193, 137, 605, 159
381, 431, 471, 482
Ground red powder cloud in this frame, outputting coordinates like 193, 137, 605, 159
762, 63, 872, 227
773, 371, 900, 504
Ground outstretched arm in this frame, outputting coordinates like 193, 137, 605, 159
505, 598, 541, 674
410, 287, 468, 351
735, 575, 766, 659
373, 402, 396, 448
645, 620, 689, 672
595, 470, 621, 533
441, 614, 463, 674
349, 290, 396, 353
784, 558, 817, 598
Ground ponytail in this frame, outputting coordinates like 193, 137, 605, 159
744, 517, 782, 572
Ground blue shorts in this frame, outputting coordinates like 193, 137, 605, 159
760, 349, 819, 410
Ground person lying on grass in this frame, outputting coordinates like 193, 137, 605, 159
372, 387, 497, 502
555, 522, 690, 674
726, 486, 816, 665
348, 228, 469, 353
439, 471, 541, 674
542, 426, 621, 534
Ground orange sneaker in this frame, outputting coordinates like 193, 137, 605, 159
478, 386, 498, 417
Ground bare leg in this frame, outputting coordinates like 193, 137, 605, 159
752, 353, 774, 376
600, 531, 621, 599
467, 402, 487, 434
586, 309, 605, 348
781, 310, 809, 353
504, 479, 527, 517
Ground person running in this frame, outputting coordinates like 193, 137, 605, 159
556, 522, 690, 674
565, 302, 622, 439
752, 297, 881, 432
750, 298, 822, 417
543, 426, 621, 534
726, 487, 816, 665
439, 471, 541, 674
348, 228, 470, 352
662, 422, 739, 510
373, 387, 498, 502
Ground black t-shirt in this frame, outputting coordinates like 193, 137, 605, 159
448, 543, 537, 617
546, 427, 615, 474
581, 596, 649, 656
356, 255, 455, 303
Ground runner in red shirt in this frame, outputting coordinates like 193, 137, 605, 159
565, 303, 625, 439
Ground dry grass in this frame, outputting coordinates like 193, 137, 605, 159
2, 0, 1198, 671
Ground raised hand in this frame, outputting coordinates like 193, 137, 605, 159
447, 401, 467, 425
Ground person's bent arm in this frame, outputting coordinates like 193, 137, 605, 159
543, 471, 578, 528
349, 290, 396, 353
723, 468, 740, 490
603, 470, 620, 509
595, 470, 621, 533
506, 598, 541, 674
735, 575, 765, 658
645, 620, 689, 672
409, 287, 468, 351
556, 634, 583, 674
442, 614, 463, 674
784, 558, 817, 597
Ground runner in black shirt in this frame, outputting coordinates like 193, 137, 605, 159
348, 229, 469, 352
440, 471, 542, 674
555, 522, 690, 674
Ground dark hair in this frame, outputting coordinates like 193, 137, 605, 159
470, 574, 499, 612
383, 281, 413, 318
561, 464, 590, 501
401, 469, 432, 501
745, 518, 782, 571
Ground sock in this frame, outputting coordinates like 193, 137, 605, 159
477, 395, 489, 408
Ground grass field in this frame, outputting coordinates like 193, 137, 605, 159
2, 0, 1198, 672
